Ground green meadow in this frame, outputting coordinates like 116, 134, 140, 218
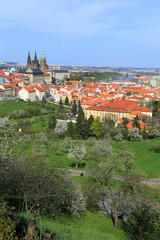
20, 211, 129, 240
0, 99, 28, 115
1, 100, 160, 177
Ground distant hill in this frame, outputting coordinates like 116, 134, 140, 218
5, 62, 17, 65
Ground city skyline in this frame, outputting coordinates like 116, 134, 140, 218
1, 0, 160, 68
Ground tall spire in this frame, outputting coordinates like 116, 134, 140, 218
27, 51, 31, 69
41, 49, 45, 59
34, 51, 38, 62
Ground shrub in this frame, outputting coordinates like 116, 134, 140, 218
54, 121, 67, 137
41, 109, 48, 115
0, 203, 18, 240
150, 145, 160, 153
114, 133, 123, 141
93, 141, 113, 157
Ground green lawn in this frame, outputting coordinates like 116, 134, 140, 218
46, 140, 160, 178
1, 100, 159, 178
12, 135, 160, 178
25, 114, 49, 132
20, 211, 128, 240
112, 141, 160, 178
0, 100, 28, 115
0, 100, 58, 116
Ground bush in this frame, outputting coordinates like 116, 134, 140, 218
114, 133, 123, 141
150, 145, 160, 153
16, 120, 32, 131
93, 141, 113, 157
25, 106, 41, 117
0, 203, 18, 240
41, 109, 48, 115
128, 128, 142, 141
54, 121, 67, 137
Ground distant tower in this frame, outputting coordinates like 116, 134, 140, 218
40, 49, 48, 71
27, 51, 31, 69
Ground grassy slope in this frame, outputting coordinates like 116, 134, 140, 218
21, 211, 128, 240
47, 140, 160, 177
112, 141, 160, 178
15, 137, 160, 177
1, 100, 160, 177
0, 100, 28, 114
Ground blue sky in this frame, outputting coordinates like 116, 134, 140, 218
0, 0, 160, 67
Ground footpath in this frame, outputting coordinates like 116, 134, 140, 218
68, 169, 160, 187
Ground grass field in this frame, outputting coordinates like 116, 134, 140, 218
15, 138, 160, 178
1, 100, 160, 178
46, 140, 160, 178
20, 211, 129, 240
0, 100, 28, 115
112, 141, 160, 178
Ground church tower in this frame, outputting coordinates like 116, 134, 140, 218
40, 49, 48, 71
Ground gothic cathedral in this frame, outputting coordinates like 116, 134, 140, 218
27, 50, 48, 72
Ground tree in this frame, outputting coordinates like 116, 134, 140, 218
114, 133, 123, 141
121, 128, 129, 140
89, 150, 144, 229
88, 115, 94, 136
54, 121, 67, 137
42, 96, 46, 103
126, 91, 131, 96
149, 128, 160, 139
0, 137, 86, 217
63, 137, 73, 151
88, 114, 94, 126
48, 115, 57, 129
132, 115, 140, 129
50, 141, 61, 155
59, 97, 63, 110
68, 144, 86, 168
78, 119, 91, 139
71, 100, 77, 116
141, 128, 148, 139
59, 97, 63, 105
75, 106, 85, 138
122, 197, 160, 240
93, 141, 113, 158
65, 96, 69, 106
128, 127, 142, 141
122, 117, 129, 127
90, 117, 104, 138
104, 117, 115, 129
77, 100, 83, 114
67, 121, 75, 138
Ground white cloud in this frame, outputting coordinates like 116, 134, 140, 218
0, 0, 130, 36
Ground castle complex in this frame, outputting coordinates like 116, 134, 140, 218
27, 50, 48, 71
18, 50, 51, 84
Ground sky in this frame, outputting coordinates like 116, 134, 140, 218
0, 0, 160, 67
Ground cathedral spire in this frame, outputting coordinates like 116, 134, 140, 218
34, 51, 38, 62
27, 51, 31, 69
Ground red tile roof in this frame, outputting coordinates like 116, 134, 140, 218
126, 121, 149, 129
35, 86, 45, 92
0, 70, 5, 77
43, 72, 50, 76
25, 87, 36, 92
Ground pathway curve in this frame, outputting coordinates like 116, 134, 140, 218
68, 169, 160, 187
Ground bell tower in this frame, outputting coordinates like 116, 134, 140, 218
40, 49, 48, 71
